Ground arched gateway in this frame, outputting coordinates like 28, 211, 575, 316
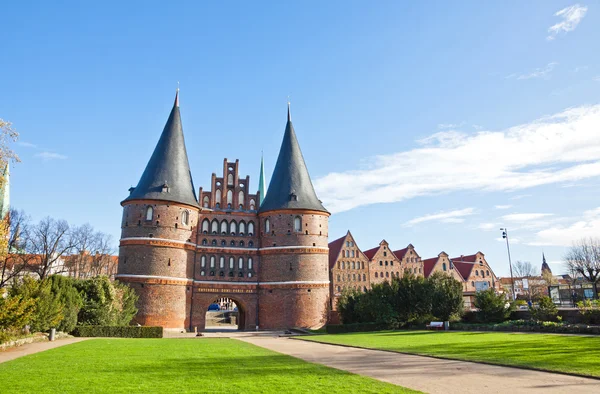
117, 93, 330, 331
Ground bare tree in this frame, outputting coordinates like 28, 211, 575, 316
89, 232, 115, 277
26, 217, 74, 280
565, 238, 600, 299
513, 261, 536, 278
0, 209, 35, 288
70, 223, 96, 278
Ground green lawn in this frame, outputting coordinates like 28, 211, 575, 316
0, 338, 416, 393
300, 330, 600, 377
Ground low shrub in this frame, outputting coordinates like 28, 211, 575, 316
577, 300, 600, 325
451, 320, 600, 335
474, 288, 512, 323
529, 296, 558, 322
71, 326, 163, 338
325, 322, 390, 334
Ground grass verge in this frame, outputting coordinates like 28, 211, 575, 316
299, 330, 600, 377
0, 338, 417, 393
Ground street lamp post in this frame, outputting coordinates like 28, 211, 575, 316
500, 228, 516, 301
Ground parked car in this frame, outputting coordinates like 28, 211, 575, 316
208, 303, 220, 311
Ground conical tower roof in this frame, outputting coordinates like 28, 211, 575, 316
259, 105, 327, 213
123, 91, 198, 208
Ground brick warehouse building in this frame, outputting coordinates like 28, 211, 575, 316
117, 92, 330, 331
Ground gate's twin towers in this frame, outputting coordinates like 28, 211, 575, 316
117, 91, 330, 330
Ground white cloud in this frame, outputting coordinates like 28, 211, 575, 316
594, 76, 600, 82
547, 4, 588, 41
437, 122, 465, 130
315, 104, 600, 213
531, 207, 600, 246
405, 208, 475, 227
35, 152, 67, 160
17, 141, 37, 148
478, 223, 499, 231
510, 194, 532, 201
506, 62, 558, 80
502, 213, 554, 222
495, 205, 512, 210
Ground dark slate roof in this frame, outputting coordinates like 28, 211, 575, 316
259, 106, 327, 213
123, 92, 199, 208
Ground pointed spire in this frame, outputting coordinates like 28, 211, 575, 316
258, 152, 266, 204
174, 85, 179, 107
542, 252, 552, 274
259, 105, 327, 213
123, 91, 198, 207
287, 100, 291, 122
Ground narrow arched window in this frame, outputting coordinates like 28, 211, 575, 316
239, 241, 244, 247
210, 256, 215, 268
238, 191, 244, 206
375, 272, 378, 278
476, 270, 479, 276
227, 190, 233, 205
203, 196, 209, 208
248, 241, 254, 247
145, 206, 153, 221
342, 261, 345, 269
265, 219, 270, 233
230, 221, 237, 235
294, 216, 301, 232
219, 256, 224, 268
248, 258, 253, 270
220, 220, 228, 235
249, 199, 256, 210
239, 221, 246, 235
211, 220, 218, 234
363, 274, 366, 281
215, 189, 222, 204
443, 263, 447, 271
229, 257, 234, 269
486, 270, 490, 276
201, 256, 206, 267
238, 257, 243, 270
182, 210, 189, 225
248, 222, 254, 236
202, 219, 209, 234
227, 173, 233, 185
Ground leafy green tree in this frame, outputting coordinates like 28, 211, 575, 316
0, 293, 35, 342
10, 277, 63, 332
337, 288, 362, 324
474, 288, 512, 323
49, 275, 83, 332
429, 272, 464, 321
74, 276, 138, 326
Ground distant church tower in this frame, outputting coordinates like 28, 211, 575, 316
117, 91, 199, 329
258, 104, 330, 329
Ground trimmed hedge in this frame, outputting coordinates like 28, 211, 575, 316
452, 320, 600, 335
72, 326, 163, 338
326, 322, 390, 334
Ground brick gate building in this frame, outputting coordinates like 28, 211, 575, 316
117, 92, 330, 331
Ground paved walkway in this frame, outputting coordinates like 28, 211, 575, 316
0, 338, 88, 364
240, 336, 600, 394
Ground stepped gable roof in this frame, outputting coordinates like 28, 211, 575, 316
259, 104, 327, 214
422, 257, 439, 277
393, 247, 409, 260
363, 246, 379, 260
123, 91, 198, 208
328, 234, 347, 269
451, 254, 478, 263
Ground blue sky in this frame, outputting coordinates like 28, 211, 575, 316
2, 1, 599, 276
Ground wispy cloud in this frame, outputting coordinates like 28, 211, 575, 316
315, 104, 600, 213
502, 213, 554, 222
17, 141, 37, 148
405, 208, 475, 227
547, 4, 588, 41
437, 122, 465, 130
530, 208, 600, 246
574, 65, 589, 73
506, 62, 558, 80
35, 152, 67, 160
509, 194, 532, 201
478, 223, 499, 231
494, 205, 512, 210
594, 76, 600, 82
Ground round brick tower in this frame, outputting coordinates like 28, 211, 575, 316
117, 91, 199, 329
258, 105, 330, 329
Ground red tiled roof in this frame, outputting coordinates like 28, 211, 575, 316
363, 246, 379, 260
328, 235, 346, 269
422, 257, 438, 277
393, 247, 408, 260
451, 254, 477, 263
453, 261, 474, 280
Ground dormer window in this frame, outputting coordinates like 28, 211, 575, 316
289, 193, 298, 201
161, 182, 169, 193
128, 187, 135, 195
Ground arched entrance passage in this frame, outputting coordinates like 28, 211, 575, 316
204, 297, 246, 331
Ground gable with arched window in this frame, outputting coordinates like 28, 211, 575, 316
215, 189, 222, 204
226, 190, 233, 205
227, 173, 233, 185
203, 196, 210, 208
238, 191, 244, 206
249, 199, 256, 210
